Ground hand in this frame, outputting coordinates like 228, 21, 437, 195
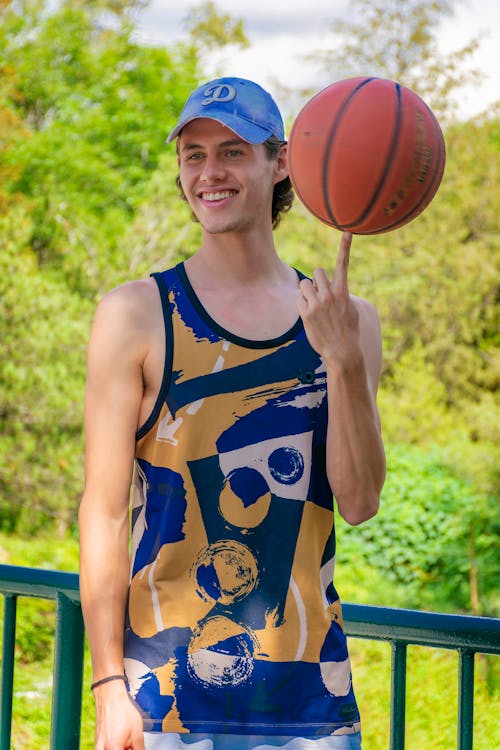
93, 680, 145, 750
297, 232, 362, 371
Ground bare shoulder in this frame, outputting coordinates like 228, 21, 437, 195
351, 294, 382, 342
88, 277, 161, 368
351, 294, 380, 325
92, 277, 160, 337
94, 277, 158, 323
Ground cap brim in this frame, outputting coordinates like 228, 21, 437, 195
166, 112, 274, 144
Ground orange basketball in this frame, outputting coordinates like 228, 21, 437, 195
287, 77, 446, 234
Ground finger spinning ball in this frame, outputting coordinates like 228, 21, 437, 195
287, 77, 446, 234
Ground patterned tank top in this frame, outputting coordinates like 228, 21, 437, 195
123, 263, 360, 736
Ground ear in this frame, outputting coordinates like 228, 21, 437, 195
273, 142, 289, 184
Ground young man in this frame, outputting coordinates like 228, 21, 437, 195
79, 77, 386, 750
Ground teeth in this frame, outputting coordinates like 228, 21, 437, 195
202, 191, 234, 201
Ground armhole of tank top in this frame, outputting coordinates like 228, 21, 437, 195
135, 272, 174, 441
294, 267, 308, 282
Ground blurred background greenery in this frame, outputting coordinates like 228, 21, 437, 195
0, 0, 498, 747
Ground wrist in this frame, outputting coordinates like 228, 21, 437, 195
92, 676, 129, 706
91, 673, 127, 692
323, 349, 365, 378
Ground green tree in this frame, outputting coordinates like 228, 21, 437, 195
0, 0, 254, 531
0, 206, 92, 531
119, 151, 202, 281
161, 1, 250, 82
1, 1, 198, 292
337, 445, 499, 615
0, 61, 30, 213
303, 0, 484, 122
0, 0, 196, 529
184, 1, 249, 52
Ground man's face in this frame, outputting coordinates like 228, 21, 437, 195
177, 118, 282, 236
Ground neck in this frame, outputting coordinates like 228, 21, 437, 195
186, 227, 290, 289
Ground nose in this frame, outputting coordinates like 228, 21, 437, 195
200, 154, 226, 183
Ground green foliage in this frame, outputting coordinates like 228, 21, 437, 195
0, 0, 202, 531
377, 341, 456, 443
0, 0, 199, 292
302, 0, 484, 122
178, 1, 250, 80
0, 68, 30, 213
336, 445, 500, 616
0, 209, 91, 532
115, 150, 202, 282
15, 599, 56, 664
184, 1, 250, 52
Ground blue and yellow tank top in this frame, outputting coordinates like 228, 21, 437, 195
124, 263, 360, 737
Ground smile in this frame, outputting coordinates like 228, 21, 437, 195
201, 190, 237, 201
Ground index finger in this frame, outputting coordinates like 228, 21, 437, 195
332, 231, 352, 294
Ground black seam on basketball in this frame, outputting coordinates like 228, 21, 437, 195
322, 77, 376, 229
287, 130, 330, 225
364, 102, 446, 234
288, 83, 345, 220
288, 136, 324, 223
341, 81, 403, 230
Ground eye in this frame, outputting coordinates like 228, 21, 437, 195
225, 149, 243, 158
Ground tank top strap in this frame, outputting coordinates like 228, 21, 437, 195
135, 268, 177, 440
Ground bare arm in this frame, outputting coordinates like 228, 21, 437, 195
79, 283, 151, 749
297, 232, 386, 525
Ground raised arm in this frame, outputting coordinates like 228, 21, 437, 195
297, 232, 386, 525
79, 282, 151, 750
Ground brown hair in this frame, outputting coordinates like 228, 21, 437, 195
175, 136, 294, 229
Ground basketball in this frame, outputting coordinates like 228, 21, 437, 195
287, 77, 446, 234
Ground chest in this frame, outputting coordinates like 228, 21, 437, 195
195, 285, 301, 341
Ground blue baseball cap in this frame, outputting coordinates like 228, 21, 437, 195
166, 77, 285, 144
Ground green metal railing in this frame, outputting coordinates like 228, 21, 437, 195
0, 565, 83, 750
1, 563, 499, 749
343, 601, 499, 750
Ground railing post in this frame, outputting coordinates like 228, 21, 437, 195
50, 592, 85, 750
390, 640, 407, 750
0, 594, 17, 750
457, 649, 474, 750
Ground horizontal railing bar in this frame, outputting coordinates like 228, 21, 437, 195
0, 564, 79, 602
1, 565, 499, 654
343, 603, 500, 654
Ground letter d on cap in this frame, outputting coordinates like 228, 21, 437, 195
202, 84, 236, 106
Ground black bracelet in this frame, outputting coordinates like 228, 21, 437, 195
90, 674, 127, 691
